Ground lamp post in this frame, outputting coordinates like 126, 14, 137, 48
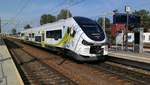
103, 16, 105, 31
125, 5, 131, 51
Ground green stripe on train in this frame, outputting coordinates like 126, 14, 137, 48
44, 31, 73, 47
44, 27, 73, 47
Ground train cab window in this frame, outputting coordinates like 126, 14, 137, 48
46, 30, 62, 40
74, 17, 105, 41
32, 33, 34, 38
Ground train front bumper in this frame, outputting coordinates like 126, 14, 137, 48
78, 45, 108, 57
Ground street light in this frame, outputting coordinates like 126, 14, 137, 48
125, 5, 131, 51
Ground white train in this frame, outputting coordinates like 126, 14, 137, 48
128, 33, 150, 43
115, 32, 150, 47
19, 17, 108, 61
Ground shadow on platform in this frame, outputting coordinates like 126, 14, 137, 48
4, 39, 23, 49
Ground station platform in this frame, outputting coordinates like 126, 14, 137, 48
0, 38, 24, 85
108, 50, 150, 64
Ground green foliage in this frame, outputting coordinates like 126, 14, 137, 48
97, 17, 110, 28
97, 17, 112, 43
57, 9, 72, 20
39, 9, 72, 25
11, 28, 16, 35
24, 24, 32, 29
133, 9, 150, 32
40, 14, 56, 25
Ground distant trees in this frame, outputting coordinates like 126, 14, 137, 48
97, 17, 111, 28
57, 9, 72, 20
133, 9, 150, 32
24, 24, 32, 29
40, 14, 56, 25
96, 17, 111, 43
40, 9, 72, 25
11, 28, 16, 35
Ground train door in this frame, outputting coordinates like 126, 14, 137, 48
41, 31, 45, 47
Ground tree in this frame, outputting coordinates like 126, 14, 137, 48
133, 9, 150, 32
97, 17, 112, 43
24, 24, 32, 29
97, 17, 111, 28
57, 9, 72, 20
40, 14, 56, 25
11, 28, 16, 35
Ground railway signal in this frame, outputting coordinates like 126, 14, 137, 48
112, 10, 141, 51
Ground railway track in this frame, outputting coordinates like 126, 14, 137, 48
5, 39, 77, 85
4, 38, 150, 85
87, 61, 150, 85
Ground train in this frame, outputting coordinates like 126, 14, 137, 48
19, 16, 108, 61
128, 33, 150, 43
116, 32, 150, 43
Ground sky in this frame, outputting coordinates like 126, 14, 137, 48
0, 0, 150, 33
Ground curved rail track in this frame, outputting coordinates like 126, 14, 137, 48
87, 61, 150, 85
5, 39, 77, 85
4, 38, 150, 85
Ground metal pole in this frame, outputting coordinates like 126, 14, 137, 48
140, 28, 143, 53
121, 30, 124, 50
125, 12, 129, 51
103, 16, 105, 31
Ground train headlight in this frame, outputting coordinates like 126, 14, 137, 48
82, 40, 93, 45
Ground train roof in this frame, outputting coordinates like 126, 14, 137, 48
20, 16, 94, 32
21, 17, 74, 32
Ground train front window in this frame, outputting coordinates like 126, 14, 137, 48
82, 25, 102, 35
74, 17, 105, 41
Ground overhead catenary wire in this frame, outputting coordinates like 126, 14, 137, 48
24, 0, 86, 27
18, 0, 67, 28
2, 0, 32, 30
12, 0, 31, 20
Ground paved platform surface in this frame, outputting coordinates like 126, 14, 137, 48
108, 50, 150, 64
0, 38, 24, 85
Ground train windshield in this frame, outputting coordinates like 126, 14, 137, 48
74, 17, 105, 41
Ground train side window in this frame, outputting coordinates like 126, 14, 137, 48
149, 35, 150, 40
46, 31, 51, 38
46, 30, 62, 39
21, 33, 25, 36
54, 30, 62, 40
35, 36, 41, 42
29, 34, 32, 38
32, 33, 34, 38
